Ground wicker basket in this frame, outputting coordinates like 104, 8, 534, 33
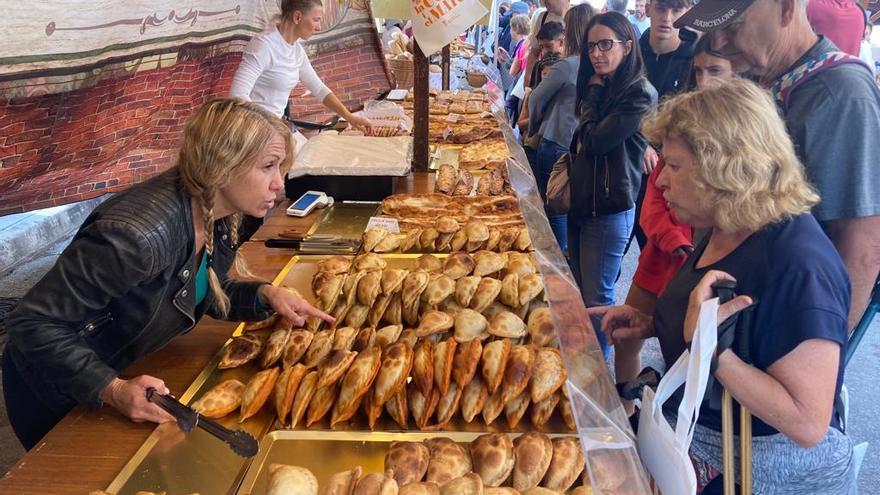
466, 71, 488, 88
389, 57, 414, 89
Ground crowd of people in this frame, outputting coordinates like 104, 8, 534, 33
499, 0, 879, 492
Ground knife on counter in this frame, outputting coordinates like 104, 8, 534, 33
146, 388, 259, 458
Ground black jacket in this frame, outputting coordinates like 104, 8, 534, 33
640, 28, 697, 100
570, 77, 657, 217
5, 168, 271, 413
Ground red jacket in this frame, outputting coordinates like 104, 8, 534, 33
633, 160, 693, 296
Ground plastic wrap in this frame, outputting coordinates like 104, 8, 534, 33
289, 133, 412, 178
496, 116, 652, 494
355, 100, 413, 137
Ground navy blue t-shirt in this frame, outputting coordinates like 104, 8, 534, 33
653, 214, 850, 435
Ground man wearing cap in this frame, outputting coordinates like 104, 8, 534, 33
678, 0, 880, 333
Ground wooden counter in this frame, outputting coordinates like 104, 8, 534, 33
0, 173, 432, 494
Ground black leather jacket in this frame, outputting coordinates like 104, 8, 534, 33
5, 168, 271, 413
570, 77, 657, 217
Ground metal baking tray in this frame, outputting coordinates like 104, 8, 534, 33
304, 201, 381, 240
236, 430, 587, 495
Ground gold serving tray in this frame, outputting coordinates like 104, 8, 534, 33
304, 201, 381, 240
236, 430, 586, 495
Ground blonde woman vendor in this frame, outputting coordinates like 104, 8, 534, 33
229, 0, 372, 133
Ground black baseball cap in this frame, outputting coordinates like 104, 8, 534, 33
673, 0, 755, 31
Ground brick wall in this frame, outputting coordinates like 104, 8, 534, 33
0, 34, 392, 215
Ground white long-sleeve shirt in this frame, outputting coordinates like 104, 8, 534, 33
229, 26, 332, 118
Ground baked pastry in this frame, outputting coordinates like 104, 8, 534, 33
401, 228, 422, 252
433, 338, 457, 396
527, 308, 556, 348
399, 483, 440, 495
354, 253, 388, 272
505, 252, 535, 276
443, 252, 475, 280
505, 391, 530, 429
331, 345, 383, 426
386, 385, 410, 429
266, 464, 318, 495
191, 379, 245, 419
354, 470, 398, 495
413, 340, 435, 398
363, 227, 388, 253
488, 311, 527, 339
531, 348, 566, 402
481, 386, 505, 425
514, 228, 532, 251
501, 344, 536, 403
512, 432, 553, 491
384, 294, 404, 326
451, 338, 483, 389
373, 341, 414, 405
218, 333, 263, 369
416, 254, 443, 273
306, 380, 338, 427
436, 164, 458, 195
382, 268, 410, 295
385, 441, 430, 487
289, 370, 318, 428
417, 310, 455, 337
471, 433, 515, 487
473, 251, 505, 277
318, 349, 358, 388
425, 437, 472, 485
440, 473, 483, 495
455, 276, 482, 307
530, 391, 560, 430
452, 169, 474, 196
345, 304, 370, 328
460, 374, 489, 423
408, 383, 440, 429
518, 273, 544, 307
481, 338, 512, 394
317, 255, 352, 275
240, 367, 280, 422
276, 364, 308, 424
375, 234, 404, 253
333, 326, 359, 351
435, 381, 462, 425
459, 140, 509, 170
423, 275, 456, 306
499, 273, 520, 307
453, 309, 489, 343
402, 271, 431, 325
470, 277, 502, 313
543, 436, 585, 492
321, 466, 363, 495
358, 270, 383, 307
375, 324, 404, 349
303, 328, 335, 368
449, 229, 469, 252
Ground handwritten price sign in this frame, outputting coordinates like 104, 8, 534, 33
410, 0, 487, 55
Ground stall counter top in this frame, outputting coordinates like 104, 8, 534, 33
0, 172, 434, 494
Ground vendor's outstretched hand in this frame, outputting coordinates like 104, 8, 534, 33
684, 270, 754, 342
586, 304, 653, 345
260, 284, 335, 327
101, 375, 175, 424
347, 114, 373, 133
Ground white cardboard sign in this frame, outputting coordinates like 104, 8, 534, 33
410, 0, 488, 56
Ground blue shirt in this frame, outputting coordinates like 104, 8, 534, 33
654, 214, 850, 435
628, 14, 650, 38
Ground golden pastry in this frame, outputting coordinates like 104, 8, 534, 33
433, 338, 457, 396
351, 326, 376, 353
425, 437, 472, 485
354, 470, 398, 495
452, 308, 489, 343
243, 313, 278, 332
505, 252, 535, 276
517, 273, 543, 307
289, 370, 318, 428
543, 436, 585, 492
440, 473, 483, 495
382, 268, 410, 295
559, 387, 576, 431
333, 326, 359, 351
416, 254, 443, 273
423, 274, 456, 306
488, 311, 527, 339
345, 304, 370, 328
363, 227, 389, 253
375, 324, 404, 349
385, 441, 430, 487
470, 277, 502, 313
497, 227, 520, 252
354, 253, 388, 272
402, 271, 431, 325
317, 274, 346, 312
240, 367, 280, 422
275, 364, 307, 424
529, 391, 560, 430
283, 330, 313, 369
461, 374, 489, 423
317, 256, 352, 275
451, 338, 483, 388
375, 234, 404, 253
306, 381, 338, 427
191, 379, 245, 419
501, 344, 536, 403
399, 327, 419, 348
417, 310, 455, 337
454, 276, 482, 307
531, 348, 566, 402
266, 464, 318, 495
471, 433, 515, 487
512, 432, 553, 491
384, 293, 404, 326
400, 483, 440, 495
485, 229, 502, 252
449, 229, 469, 252
419, 227, 440, 251
369, 294, 393, 328
357, 270, 383, 307
443, 252, 475, 280
317, 349, 358, 388
527, 308, 556, 348
386, 385, 410, 429
331, 345, 383, 426
401, 228, 422, 253
303, 328, 335, 368
413, 340, 435, 398
408, 383, 440, 430
435, 380, 462, 426
481, 386, 505, 425
514, 228, 532, 251
505, 389, 530, 429
373, 341, 414, 405
499, 273, 520, 307
320, 466, 363, 495
218, 333, 264, 370
473, 250, 505, 277
481, 338, 511, 394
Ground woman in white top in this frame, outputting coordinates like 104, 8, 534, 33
229, 0, 372, 130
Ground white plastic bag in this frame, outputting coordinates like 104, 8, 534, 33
638, 297, 719, 495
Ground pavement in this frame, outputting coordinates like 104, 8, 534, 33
0, 201, 876, 493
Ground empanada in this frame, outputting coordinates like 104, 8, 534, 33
512, 432, 552, 491
531, 348, 566, 402
303, 328, 335, 368
530, 391, 560, 430
514, 228, 532, 251
586, 449, 627, 492
218, 333, 263, 369
400, 229, 422, 253
331, 345, 383, 426
461, 374, 489, 423
343, 271, 368, 308
409, 383, 440, 429
559, 387, 576, 431
449, 229, 469, 252
345, 304, 370, 328
473, 251, 505, 277
306, 381, 338, 427
375, 324, 404, 349
321, 466, 363, 495
386, 385, 410, 428
354, 253, 388, 272
465, 221, 490, 243
451, 338, 483, 388
425, 437, 472, 485
266, 464, 318, 495
435, 380, 462, 425
497, 228, 520, 252
440, 473, 483, 495
485, 229, 502, 252
243, 314, 278, 332
419, 227, 440, 251
385, 441, 430, 487
500, 273, 520, 307
318, 349, 358, 388
289, 370, 318, 428
333, 326, 359, 351
505, 389, 530, 429
522, 489, 559, 495
375, 233, 404, 253
354, 470, 398, 495
443, 252, 475, 280
517, 273, 543, 307
191, 379, 244, 419
276, 364, 307, 424
423, 275, 456, 306
455, 276, 482, 307
413, 340, 435, 398
501, 345, 536, 403
433, 338, 457, 396
370, 294, 394, 328
505, 252, 535, 276
542, 436, 585, 492
481, 387, 505, 425
484, 489, 521, 495
384, 293, 404, 326
471, 433, 515, 487
382, 268, 410, 295
317, 274, 346, 311
399, 327, 419, 348
417, 310, 455, 337
402, 271, 431, 325
400, 483, 440, 495
240, 367, 280, 422
526, 308, 556, 348
436, 216, 460, 236
453, 308, 490, 343
488, 311, 527, 339
481, 338, 511, 394
416, 254, 443, 273
373, 341, 414, 405
351, 326, 376, 353
470, 277, 502, 313
357, 270, 383, 307
317, 256, 352, 275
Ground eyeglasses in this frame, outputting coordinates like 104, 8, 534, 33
587, 39, 626, 53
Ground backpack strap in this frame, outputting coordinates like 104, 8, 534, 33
771, 50, 872, 112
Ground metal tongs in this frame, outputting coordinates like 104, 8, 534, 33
146, 388, 259, 458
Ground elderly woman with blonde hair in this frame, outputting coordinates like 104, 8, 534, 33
589, 79, 857, 493
4, 99, 334, 450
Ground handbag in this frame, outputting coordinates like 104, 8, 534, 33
546, 152, 571, 214
638, 297, 719, 495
